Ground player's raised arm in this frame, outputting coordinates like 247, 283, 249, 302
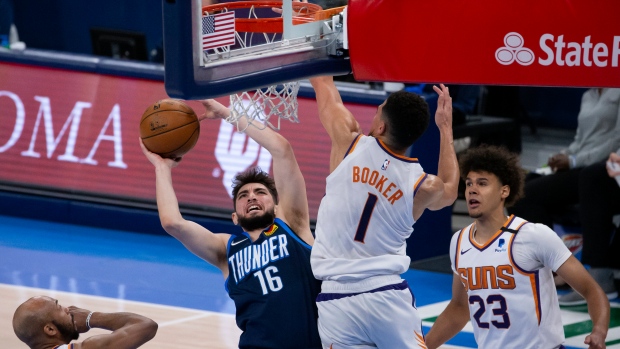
140, 139, 230, 276
310, 76, 362, 172
199, 99, 313, 245
413, 85, 458, 218
69, 306, 158, 349
431, 84, 459, 208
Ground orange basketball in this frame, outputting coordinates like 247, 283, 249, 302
139, 99, 200, 159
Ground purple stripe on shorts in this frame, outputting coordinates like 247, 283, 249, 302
316, 280, 412, 302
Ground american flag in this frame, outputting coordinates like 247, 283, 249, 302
202, 11, 235, 51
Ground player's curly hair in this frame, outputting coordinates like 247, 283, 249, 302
231, 166, 279, 209
459, 145, 524, 207
381, 91, 430, 150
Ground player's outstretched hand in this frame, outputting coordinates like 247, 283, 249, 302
199, 99, 230, 121
584, 329, 607, 349
433, 84, 452, 131
68, 306, 92, 333
139, 138, 181, 168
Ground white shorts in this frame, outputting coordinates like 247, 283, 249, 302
316, 276, 426, 349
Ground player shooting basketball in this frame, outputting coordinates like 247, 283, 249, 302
139, 99, 322, 349
308, 76, 459, 348
424, 146, 610, 349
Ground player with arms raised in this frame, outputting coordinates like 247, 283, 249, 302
309, 76, 459, 348
140, 99, 321, 349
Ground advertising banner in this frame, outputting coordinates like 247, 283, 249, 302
349, 0, 620, 88
0, 62, 378, 219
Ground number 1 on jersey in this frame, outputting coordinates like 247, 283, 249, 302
354, 193, 378, 243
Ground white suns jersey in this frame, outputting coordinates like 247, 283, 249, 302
312, 135, 427, 281
452, 215, 570, 349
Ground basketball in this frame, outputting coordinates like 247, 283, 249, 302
139, 99, 200, 159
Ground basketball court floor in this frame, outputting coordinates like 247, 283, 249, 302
1, 214, 618, 348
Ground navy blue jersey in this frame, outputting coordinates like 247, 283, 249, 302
226, 218, 321, 349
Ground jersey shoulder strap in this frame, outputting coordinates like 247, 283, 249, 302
501, 216, 529, 234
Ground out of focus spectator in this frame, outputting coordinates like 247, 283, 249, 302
558, 151, 620, 305
509, 88, 620, 228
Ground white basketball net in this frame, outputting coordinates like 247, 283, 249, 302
228, 81, 300, 131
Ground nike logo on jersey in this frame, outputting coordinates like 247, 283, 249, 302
460, 248, 472, 255
231, 238, 248, 246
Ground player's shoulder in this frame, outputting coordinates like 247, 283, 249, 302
515, 220, 555, 235
451, 225, 469, 238
341, 133, 368, 156
451, 223, 472, 242
512, 219, 559, 243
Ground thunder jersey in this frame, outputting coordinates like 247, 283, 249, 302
312, 135, 427, 281
226, 218, 322, 349
452, 215, 571, 349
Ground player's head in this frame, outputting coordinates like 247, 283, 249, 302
231, 167, 279, 231
13, 296, 79, 348
369, 91, 430, 151
459, 145, 524, 219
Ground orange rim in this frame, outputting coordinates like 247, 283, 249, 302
202, 1, 324, 33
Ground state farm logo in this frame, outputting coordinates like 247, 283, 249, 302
495, 32, 535, 66
496, 32, 620, 67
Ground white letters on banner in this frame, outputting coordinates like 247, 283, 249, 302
496, 32, 620, 68
537, 34, 620, 67
0, 91, 25, 153
0, 92, 126, 169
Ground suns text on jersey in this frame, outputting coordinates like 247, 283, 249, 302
352, 166, 403, 204
457, 265, 517, 290
228, 235, 290, 284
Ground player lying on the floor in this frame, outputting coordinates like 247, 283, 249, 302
13, 296, 158, 349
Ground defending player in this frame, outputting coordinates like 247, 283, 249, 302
425, 146, 610, 349
13, 296, 157, 349
309, 76, 459, 348
140, 99, 321, 348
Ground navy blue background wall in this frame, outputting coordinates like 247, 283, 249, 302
13, 0, 164, 59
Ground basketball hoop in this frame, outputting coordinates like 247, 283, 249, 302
228, 82, 300, 131
200, 1, 346, 130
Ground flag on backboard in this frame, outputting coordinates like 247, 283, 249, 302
202, 11, 235, 50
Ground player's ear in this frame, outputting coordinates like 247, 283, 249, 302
231, 212, 238, 225
501, 185, 510, 200
44, 323, 57, 336
377, 118, 387, 136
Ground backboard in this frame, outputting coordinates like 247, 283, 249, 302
163, 0, 351, 100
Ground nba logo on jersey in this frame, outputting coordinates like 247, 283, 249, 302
381, 159, 390, 170
495, 238, 507, 252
